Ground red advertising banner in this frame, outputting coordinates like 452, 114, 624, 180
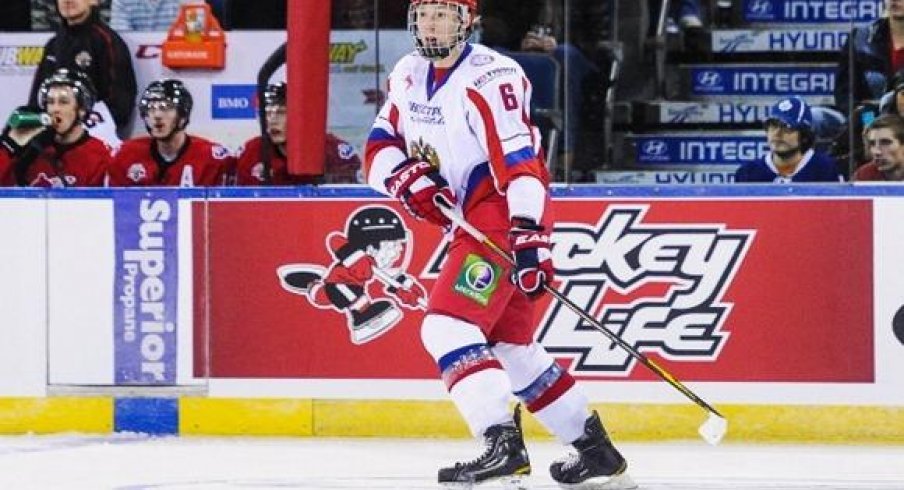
196, 198, 873, 383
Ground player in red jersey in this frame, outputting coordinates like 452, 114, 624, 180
235, 82, 362, 185
108, 79, 234, 187
0, 68, 110, 187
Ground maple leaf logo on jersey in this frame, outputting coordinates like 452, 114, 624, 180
409, 137, 441, 168
30, 172, 74, 188
277, 205, 427, 345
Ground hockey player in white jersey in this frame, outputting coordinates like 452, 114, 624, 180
364, 0, 635, 488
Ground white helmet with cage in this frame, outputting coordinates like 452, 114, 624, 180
407, 0, 478, 60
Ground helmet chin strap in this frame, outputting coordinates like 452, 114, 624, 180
146, 117, 185, 143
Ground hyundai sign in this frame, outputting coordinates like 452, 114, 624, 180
743, 0, 882, 23
691, 67, 834, 96
211, 84, 258, 120
662, 102, 775, 124
635, 135, 769, 165
713, 29, 848, 53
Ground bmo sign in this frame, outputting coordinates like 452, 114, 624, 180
211, 84, 258, 120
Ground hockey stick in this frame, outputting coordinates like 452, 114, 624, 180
371, 267, 429, 310
434, 196, 728, 445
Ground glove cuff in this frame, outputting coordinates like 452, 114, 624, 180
1, 133, 21, 155
510, 216, 543, 231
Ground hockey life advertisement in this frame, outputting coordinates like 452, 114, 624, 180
199, 198, 872, 383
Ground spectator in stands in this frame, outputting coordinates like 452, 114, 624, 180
481, 0, 602, 180
206, 0, 285, 29
0, 0, 31, 31
648, 0, 703, 34
29, 0, 137, 141
110, 0, 189, 31
830, 69, 904, 176
879, 70, 904, 117
108, 79, 234, 186
31, 0, 111, 31
854, 114, 904, 181
736, 96, 843, 183
331, 0, 407, 29
235, 82, 362, 185
835, 0, 904, 113
0, 68, 110, 187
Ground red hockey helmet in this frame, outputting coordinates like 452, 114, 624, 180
408, 0, 478, 60
411, 0, 478, 11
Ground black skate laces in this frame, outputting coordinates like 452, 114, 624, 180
455, 424, 517, 468
555, 451, 582, 471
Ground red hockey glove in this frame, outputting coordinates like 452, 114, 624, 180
384, 159, 456, 227
385, 274, 427, 309
509, 217, 554, 297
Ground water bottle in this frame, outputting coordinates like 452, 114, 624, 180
7, 110, 51, 129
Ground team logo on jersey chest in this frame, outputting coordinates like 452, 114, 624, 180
251, 162, 265, 181
127, 163, 147, 183
408, 101, 444, 125
409, 137, 441, 168
75, 50, 92, 69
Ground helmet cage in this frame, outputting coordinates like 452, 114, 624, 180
407, 1, 474, 60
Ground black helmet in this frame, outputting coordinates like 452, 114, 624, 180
346, 206, 407, 247
139, 79, 193, 128
37, 68, 96, 116
263, 82, 287, 108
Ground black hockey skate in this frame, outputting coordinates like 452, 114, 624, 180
348, 299, 400, 344
438, 405, 531, 489
549, 411, 636, 489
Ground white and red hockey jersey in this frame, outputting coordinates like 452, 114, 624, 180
365, 43, 549, 213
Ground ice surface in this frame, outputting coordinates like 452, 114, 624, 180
0, 434, 902, 489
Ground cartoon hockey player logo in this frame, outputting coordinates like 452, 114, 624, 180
277, 205, 428, 345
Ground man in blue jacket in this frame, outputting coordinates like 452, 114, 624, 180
735, 97, 844, 183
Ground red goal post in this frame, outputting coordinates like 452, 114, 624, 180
287, 0, 332, 177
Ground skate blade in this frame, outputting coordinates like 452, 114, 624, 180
439, 474, 530, 489
560, 471, 637, 489
499, 474, 530, 489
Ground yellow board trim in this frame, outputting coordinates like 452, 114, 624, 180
179, 398, 314, 436
186, 400, 904, 444
0, 398, 111, 434
2, 398, 903, 443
